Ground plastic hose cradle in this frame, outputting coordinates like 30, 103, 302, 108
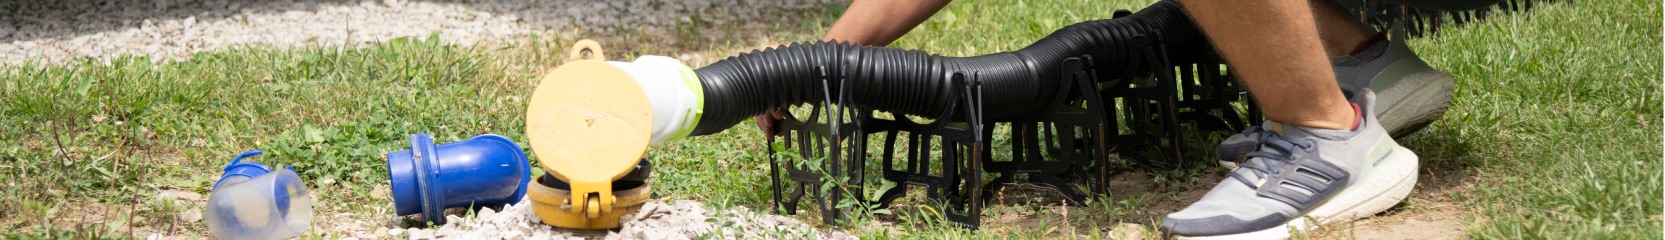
689, 1, 1202, 136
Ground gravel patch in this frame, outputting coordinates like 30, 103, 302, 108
1, 0, 828, 65
384, 198, 854, 240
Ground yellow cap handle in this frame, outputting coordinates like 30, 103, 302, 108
570, 39, 605, 61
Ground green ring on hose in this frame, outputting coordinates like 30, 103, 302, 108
666, 60, 703, 143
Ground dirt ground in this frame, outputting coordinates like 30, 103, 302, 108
342, 160, 1477, 240
975, 164, 1474, 239
376, 199, 854, 240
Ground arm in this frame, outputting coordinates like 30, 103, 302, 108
821, 0, 952, 46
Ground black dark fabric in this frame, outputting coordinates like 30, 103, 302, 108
536, 158, 652, 189
689, 1, 1204, 136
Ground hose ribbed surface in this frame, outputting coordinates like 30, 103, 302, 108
692, 1, 1202, 136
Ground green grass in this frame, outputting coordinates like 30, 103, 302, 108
0, 33, 545, 238
0, 4, 833, 238
1404, 0, 1663, 237
0, 0, 1657, 239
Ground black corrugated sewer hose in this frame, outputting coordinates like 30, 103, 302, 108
517, 1, 1211, 229
688, 1, 1204, 136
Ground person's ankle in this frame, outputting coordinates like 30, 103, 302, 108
1287, 119, 1352, 131
1284, 104, 1363, 131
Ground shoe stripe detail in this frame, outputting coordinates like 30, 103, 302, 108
1281, 182, 1317, 196
1296, 168, 1335, 183
1256, 157, 1352, 208
1285, 171, 1330, 192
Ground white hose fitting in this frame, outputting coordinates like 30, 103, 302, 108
607, 56, 703, 145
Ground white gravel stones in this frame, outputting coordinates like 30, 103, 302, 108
389, 197, 852, 240
1, 0, 827, 65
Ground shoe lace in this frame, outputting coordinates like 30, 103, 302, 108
1235, 132, 1316, 186
1221, 126, 1267, 164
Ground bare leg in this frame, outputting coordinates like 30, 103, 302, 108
1310, 0, 1380, 56
1181, 0, 1354, 130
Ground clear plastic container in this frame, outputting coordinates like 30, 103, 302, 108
205, 151, 312, 240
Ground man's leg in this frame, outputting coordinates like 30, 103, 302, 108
1164, 0, 1422, 238
1211, 0, 1378, 167
1182, 0, 1353, 130
1311, 0, 1380, 56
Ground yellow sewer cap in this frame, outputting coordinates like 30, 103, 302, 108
525, 53, 651, 214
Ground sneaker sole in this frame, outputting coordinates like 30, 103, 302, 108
1218, 160, 1239, 170
1374, 70, 1454, 138
1179, 144, 1419, 240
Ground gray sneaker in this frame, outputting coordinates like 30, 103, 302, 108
1333, 26, 1455, 138
1217, 26, 1453, 167
1163, 90, 1419, 239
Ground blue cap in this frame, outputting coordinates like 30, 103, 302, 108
215, 150, 274, 189
212, 150, 301, 218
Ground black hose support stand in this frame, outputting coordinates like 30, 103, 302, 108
752, 2, 1257, 229
1352, 0, 1565, 37
741, 0, 1559, 230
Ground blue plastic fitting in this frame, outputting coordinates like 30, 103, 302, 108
206, 150, 312, 240
214, 150, 300, 210
386, 134, 531, 224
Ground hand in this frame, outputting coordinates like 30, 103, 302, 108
755, 108, 787, 138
